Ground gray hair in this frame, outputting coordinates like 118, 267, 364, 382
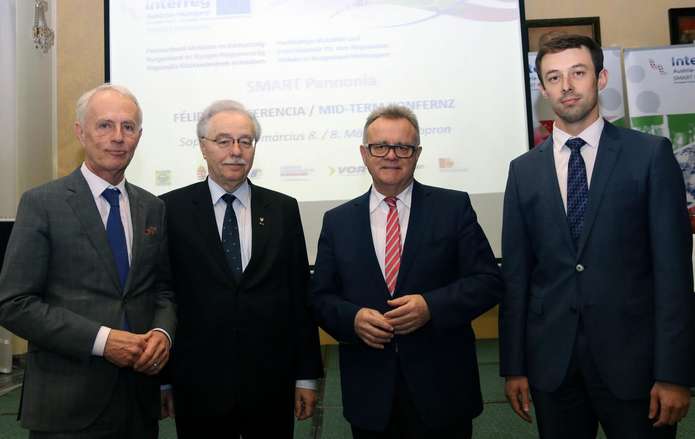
362, 104, 420, 146
75, 83, 142, 127
196, 100, 262, 141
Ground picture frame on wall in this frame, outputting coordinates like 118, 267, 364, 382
669, 8, 695, 45
525, 17, 601, 52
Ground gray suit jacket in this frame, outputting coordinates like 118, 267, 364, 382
0, 168, 176, 432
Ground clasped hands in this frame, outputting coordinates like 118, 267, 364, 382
103, 329, 169, 375
354, 294, 431, 349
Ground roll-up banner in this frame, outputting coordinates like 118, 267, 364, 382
528, 48, 626, 147
623, 45, 695, 227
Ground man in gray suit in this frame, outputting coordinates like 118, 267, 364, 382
0, 84, 176, 438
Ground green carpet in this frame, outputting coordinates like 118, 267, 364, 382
0, 340, 693, 438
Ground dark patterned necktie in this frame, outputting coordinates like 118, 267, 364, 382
102, 188, 129, 290
221, 194, 243, 281
566, 137, 588, 245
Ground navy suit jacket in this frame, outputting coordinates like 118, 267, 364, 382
500, 122, 695, 399
311, 181, 503, 431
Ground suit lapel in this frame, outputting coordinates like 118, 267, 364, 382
576, 122, 621, 256
64, 169, 122, 292
245, 182, 271, 276
395, 181, 425, 294
538, 139, 576, 253
353, 190, 389, 296
191, 180, 235, 283
124, 183, 145, 295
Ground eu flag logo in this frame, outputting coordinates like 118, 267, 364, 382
217, 0, 250, 15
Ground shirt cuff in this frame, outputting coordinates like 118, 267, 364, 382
152, 328, 173, 349
296, 379, 318, 390
91, 326, 111, 356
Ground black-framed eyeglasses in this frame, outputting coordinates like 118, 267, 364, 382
200, 136, 255, 149
365, 143, 419, 158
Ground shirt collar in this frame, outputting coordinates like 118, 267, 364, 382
369, 181, 414, 214
80, 162, 128, 200
208, 177, 251, 209
552, 116, 605, 152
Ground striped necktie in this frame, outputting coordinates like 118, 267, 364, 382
384, 196, 401, 295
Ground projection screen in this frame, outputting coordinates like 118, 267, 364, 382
107, 0, 532, 260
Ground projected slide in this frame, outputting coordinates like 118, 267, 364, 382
109, 0, 529, 202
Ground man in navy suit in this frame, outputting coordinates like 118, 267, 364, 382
500, 34, 695, 438
311, 105, 504, 438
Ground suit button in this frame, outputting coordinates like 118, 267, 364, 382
576, 264, 584, 272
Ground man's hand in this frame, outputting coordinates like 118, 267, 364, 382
295, 388, 318, 421
505, 376, 532, 423
103, 329, 148, 368
160, 388, 175, 419
354, 308, 393, 349
649, 381, 690, 426
384, 294, 431, 334
133, 330, 170, 375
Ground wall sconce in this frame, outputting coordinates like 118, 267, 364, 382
33, 0, 54, 53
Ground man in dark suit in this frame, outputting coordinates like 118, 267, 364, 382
160, 100, 322, 438
0, 84, 176, 438
310, 105, 504, 438
500, 34, 695, 439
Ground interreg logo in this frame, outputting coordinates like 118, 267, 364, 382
648, 59, 668, 75
672, 55, 695, 67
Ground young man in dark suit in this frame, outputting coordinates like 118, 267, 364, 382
500, 34, 694, 439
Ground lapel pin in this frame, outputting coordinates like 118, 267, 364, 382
144, 226, 158, 236
259, 217, 265, 226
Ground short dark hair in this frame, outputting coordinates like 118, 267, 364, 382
535, 34, 603, 85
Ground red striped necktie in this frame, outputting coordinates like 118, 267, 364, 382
384, 196, 402, 295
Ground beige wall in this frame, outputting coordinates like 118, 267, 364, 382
525, 0, 695, 48
57, 0, 104, 177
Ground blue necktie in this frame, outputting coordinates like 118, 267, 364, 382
102, 188, 129, 290
221, 194, 243, 281
566, 138, 588, 245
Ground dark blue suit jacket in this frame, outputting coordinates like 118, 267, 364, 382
500, 122, 695, 399
311, 181, 503, 431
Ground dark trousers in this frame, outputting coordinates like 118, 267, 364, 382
29, 369, 158, 439
351, 362, 472, 439
175, 396, 295, 439
531, 321, 677, 439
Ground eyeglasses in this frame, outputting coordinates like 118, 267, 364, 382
200, 136, 255, 149
365, 143, 419, 158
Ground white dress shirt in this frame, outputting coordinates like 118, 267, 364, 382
369, 182, 413, 282
81, 164, 171, 356
208, 177, 317, 391
552, 117, 605, 212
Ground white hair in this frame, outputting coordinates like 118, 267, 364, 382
75, 83, 142, 127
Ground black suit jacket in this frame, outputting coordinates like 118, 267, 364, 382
500, 122, 695, 398
161, 180, 322, 416
310, 181, 503, 431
